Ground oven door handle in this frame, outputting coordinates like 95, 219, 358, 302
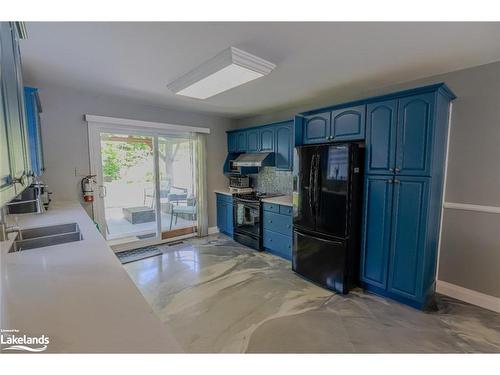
235, 198, 260, 205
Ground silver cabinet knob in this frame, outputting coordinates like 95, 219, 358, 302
394, 179, 400, 184
389, 168, 394, 172
387, 179, 393, 184
395, 167, 400, 173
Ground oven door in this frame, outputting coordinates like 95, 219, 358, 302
233, 199, 260, 238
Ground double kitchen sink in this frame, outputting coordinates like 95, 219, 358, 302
8, 222, 83, 253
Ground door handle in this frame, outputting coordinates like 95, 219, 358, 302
99, 185, 107, 198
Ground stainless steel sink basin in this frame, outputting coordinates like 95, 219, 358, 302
17, 223, 79, 240
10, 223, 83, 252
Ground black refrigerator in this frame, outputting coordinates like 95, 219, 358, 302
292, 142, 364, 294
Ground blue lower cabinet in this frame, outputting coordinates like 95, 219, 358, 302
360, 175, 393, 289
263, 229, 292, 260
387, 176, 429, 301
360, 175, 432, 309
216, 193, 233, 236
262, 203, 293, 260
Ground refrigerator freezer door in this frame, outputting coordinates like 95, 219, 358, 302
315, 144, 350, 238
293, 229, 348, 294
293, 146, 318, 232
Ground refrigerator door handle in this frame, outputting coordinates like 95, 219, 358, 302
313, 152, 320, 212
308, 154, 316, 214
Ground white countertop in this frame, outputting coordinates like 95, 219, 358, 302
0, 201, 181, 353
261, 195, 293, 206
214, 189, 233, 196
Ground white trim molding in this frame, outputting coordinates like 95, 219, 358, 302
85, 114, 210, 134
443, 202, 500, 214
436, 280, 500, 313
208, 226, 220, 235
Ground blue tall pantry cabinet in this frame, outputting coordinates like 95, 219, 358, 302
360, 85, 456, 309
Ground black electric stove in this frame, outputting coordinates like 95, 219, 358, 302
232, 192, 284, 250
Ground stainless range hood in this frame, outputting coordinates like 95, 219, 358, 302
232, 152, 275, 167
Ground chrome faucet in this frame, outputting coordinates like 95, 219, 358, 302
0, 209, 22, 242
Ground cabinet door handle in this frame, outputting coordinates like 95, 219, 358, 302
13, 176, 25, 186
395, 167, 400, 173
389, 168, 394, 172
394, 179, 400, 184
269, 220, 272, 223
387, 179, 393, 184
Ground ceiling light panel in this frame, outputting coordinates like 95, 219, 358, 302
167, 47, 275, 99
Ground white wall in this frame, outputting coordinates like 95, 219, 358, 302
31, 83, 233, 227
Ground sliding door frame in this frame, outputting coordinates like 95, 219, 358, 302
86, 115, 210, 252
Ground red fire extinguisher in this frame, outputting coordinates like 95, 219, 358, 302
81, 175, 96, 202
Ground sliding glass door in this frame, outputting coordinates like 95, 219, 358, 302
91, 127, 198, 247
157, 135, 197, 239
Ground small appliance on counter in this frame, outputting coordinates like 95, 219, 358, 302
229, 175, 250, 188
293, 142, 364, 294
232, 191, 283, 251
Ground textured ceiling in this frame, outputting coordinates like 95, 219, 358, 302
21, 22, 500, 119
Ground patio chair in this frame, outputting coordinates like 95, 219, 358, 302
169, 197, 196, 230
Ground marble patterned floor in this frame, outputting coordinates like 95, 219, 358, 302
124, 234, 500, 353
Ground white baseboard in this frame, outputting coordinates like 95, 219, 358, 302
208, 226, 219, 235
436, 280, 500, 313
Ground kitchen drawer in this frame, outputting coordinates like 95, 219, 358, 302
262, 202, 280, 213
279, 205, 293, 216
263, 229, 292, 260
216, 193, 232, 203
263, 211, 292, 236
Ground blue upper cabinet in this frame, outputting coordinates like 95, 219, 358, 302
387, 176, 429, 301
330, 105, 366, 141
302, 112, 330, 144
396, 93, 434, 176
360, 175, 394, 289
275, 122, 293, 170
300, 106, 365, 145
228, 132, 237, 153
247, 128, 260, 152
225, 120, 294, 172
236, 131, 247, 152
24, 87, 44, 176
365, 100, 397, 175
260, 127, 274, 152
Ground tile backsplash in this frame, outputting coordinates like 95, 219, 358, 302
250, 167, 293, 195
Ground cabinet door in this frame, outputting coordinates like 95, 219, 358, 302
0, 23, 30, 190
0, 81, 16, 205
365, 100, 397, 174
246, 129, 260, 152
396, 93, 434, 176
275, 124, 293, 170
387, 176, 429, 301
260, 127, 274, 152
360, 175, 394, 289
236, 131, 247, 152
225, 202, 233, 235
330, 105, 366, 141
227, 132, 237, 153
217, 198, 227, 233
24, 87, 44, 176
303, 112, 330, 144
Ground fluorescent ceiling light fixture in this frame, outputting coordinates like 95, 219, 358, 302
167, 47, 276, 99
